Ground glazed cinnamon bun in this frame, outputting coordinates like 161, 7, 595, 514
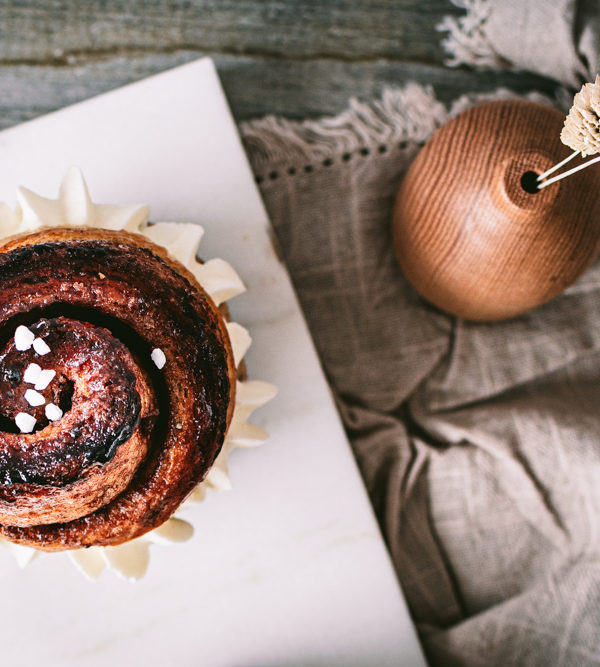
0, 227, 235, 550
0, 170, 275, 572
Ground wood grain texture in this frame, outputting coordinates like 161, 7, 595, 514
0, 1, 565, 128
0, 0, 460, 64
0, 52, 560, 130
392, 100, 600, 321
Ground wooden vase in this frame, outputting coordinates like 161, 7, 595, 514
392, 99, 600, 321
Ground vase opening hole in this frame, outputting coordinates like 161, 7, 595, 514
520, 171, 540, 194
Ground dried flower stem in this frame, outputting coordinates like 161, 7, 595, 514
538, 154, 600, 189
536, 150, 579, 182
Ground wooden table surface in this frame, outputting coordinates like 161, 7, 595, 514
0, 0, 560, 131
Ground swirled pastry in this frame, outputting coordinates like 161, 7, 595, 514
0, 169, 275, 576
0, 227, 236, 550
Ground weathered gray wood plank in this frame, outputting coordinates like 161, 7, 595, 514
0, 1, 460, 64
218, 56, 560, 120
0, 52, 560, 130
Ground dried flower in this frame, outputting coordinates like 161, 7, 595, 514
561, 74, 600, 156
537, 75, 600, 189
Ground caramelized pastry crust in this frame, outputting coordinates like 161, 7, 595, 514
0, 227, 236, 551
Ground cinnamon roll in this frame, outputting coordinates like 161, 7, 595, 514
0, 169, 275, 573
0, 227, 236, 550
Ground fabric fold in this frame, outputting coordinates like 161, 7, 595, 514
241, 73, 600, 664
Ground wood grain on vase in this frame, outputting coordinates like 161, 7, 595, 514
392, 100, 600, 321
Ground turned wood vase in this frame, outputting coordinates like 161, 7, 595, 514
392, 99, 600, 321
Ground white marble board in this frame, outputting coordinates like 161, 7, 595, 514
0, 58, 426, 667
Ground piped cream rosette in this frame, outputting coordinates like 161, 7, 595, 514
0, 168, 276, 581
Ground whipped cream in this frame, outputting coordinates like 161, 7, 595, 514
0, 167, 276, 581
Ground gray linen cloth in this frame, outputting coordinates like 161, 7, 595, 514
241, 3, 600, 664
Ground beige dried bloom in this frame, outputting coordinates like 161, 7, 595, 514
561, 75, 600, 156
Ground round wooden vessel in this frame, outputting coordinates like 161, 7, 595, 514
392, 99, 600, 321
